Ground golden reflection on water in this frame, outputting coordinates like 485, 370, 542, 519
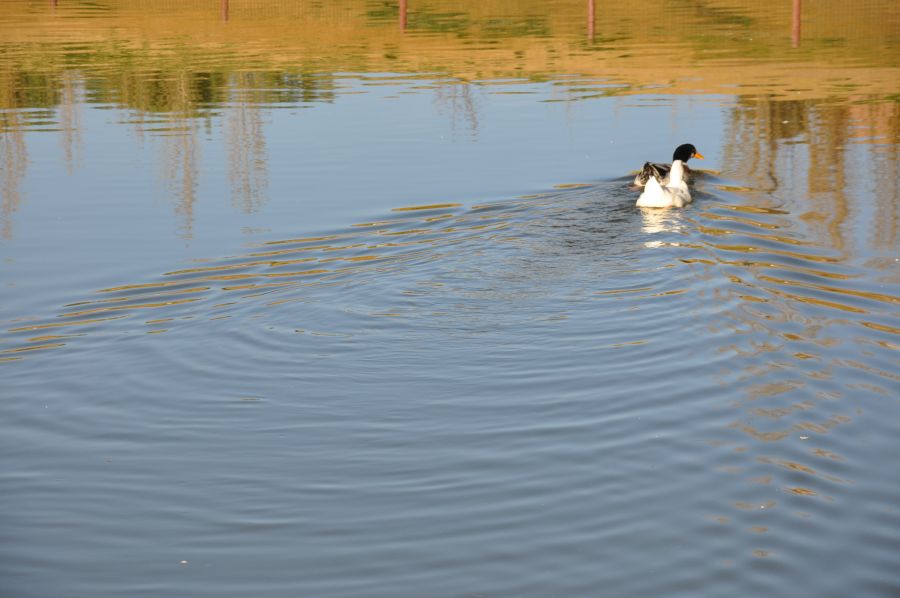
0, 0, 898, 237
723, 98, 900, 253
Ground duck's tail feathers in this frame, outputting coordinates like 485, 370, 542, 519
645, 175, 664, 193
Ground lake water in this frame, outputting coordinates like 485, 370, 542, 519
2, 1, 899, 596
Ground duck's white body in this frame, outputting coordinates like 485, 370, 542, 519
636, 159, 692, 208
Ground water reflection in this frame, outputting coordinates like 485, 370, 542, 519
792, 0, 801, 48
2, 4, 900, 595
2, 88, 897, 242
59, 71, 83, 173
1, 0, 898, 239
0, 119, 26, 240
226, 75, 269, 214
638, 207, 684, 247
433, 80, 481, 138
399, 0, 407, 32
162, 123, 200, 238
723, 97, 900, 253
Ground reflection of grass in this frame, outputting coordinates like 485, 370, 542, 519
383, 1, 553, 38
1, 41, 340, 116
364, 0, 399, 20
7, 73, 61, 109
0, 0, 898, 118
408, 11, 471, 34
686, 1, 755, 28
688, 35, 777, 59
366, 0, 472, 34
481, 17, 550, 39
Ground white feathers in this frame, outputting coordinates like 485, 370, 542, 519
635, 160, 692, 208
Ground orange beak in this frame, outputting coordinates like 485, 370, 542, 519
693, 151, 705, 159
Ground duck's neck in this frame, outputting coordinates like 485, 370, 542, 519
669, 159, 686, 184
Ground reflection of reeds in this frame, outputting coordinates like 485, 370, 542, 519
0, 118, 27, 240
59, 70, 82, 174
159, 71, 202, 238
723, 97, 900, 254
0, 67, 28, 239
162, 126, 198, 240
433, 80, 480, 138
226, 73, 268, 214
808, 104, 850, 251
163, 126, 200, 239
867, 104, 900, 252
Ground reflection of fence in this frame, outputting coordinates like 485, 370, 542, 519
33, 0, 900, 45
33, 0, 846, 60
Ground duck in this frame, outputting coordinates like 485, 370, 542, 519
633, 143, 704, 187
636, 158, 692, 208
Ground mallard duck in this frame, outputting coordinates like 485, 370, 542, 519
636, 158, 692, 208
633, 143, 704, 187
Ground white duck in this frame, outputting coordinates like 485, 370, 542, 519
635, 159, 692, 208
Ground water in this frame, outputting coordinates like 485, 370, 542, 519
2, 1, 899, 596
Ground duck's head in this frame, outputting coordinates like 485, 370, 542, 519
673, 143, 704, 162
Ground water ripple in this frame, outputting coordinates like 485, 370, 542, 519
3, 177, 899, 596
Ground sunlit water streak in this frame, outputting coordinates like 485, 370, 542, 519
2, 172, 898, 596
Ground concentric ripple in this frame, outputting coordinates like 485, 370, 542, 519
2, 176, 898, 596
